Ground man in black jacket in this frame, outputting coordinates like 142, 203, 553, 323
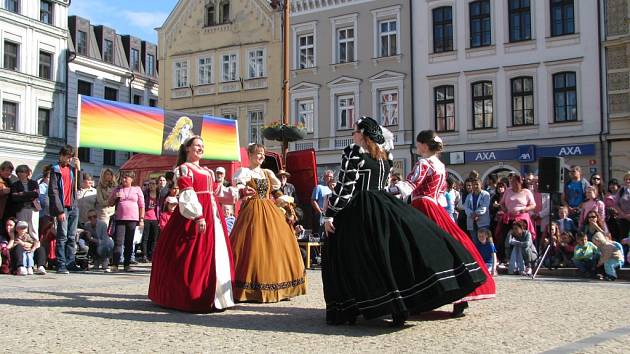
48, 145, 82, 273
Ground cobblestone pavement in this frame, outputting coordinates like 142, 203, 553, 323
1, 266, 628, 353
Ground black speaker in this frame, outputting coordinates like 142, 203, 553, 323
538, 157, 564, 193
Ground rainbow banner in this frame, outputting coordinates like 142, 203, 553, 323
78, 96, 240, 161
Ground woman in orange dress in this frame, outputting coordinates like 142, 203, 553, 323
230, 143, 306, 302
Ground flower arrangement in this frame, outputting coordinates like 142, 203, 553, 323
261, 121, 307, 142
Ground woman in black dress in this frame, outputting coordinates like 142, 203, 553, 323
322, 117, 485, 327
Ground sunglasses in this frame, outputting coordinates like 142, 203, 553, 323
592, 177, 601, 180
88, 215, 97, 219
588, 215, 597, 219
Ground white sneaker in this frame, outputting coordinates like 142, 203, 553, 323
36, 266, 47, 275
17, 266, 27, 276
27, 267, 34, 275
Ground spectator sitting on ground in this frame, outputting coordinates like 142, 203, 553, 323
11, 165, 40, 241
592, 232, 624, 281
82, 209, 113, 273
557, 231, 576, 267
582, 211, 608, 241
540, 222, 562, 269
557, 205, 577, 235
506, 221, 537, 276
159, 196, 178, 231
572, 232, 599, 278
0, 217, 16, 274
474, 228, 497, 276
13, 221, 46, 275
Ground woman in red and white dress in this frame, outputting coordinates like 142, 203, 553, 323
404, 130, 496, 317
149, 136, 237, 312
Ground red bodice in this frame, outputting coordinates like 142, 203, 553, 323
406, 156, 447, 203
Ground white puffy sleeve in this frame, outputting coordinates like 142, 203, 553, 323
265, 169, 282, 191
176, 164, 203, 221
233, 168, 252, 187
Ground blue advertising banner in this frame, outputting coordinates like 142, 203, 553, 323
537, 144, 596, 157
517, 145, 536, 162
465, 148, 518, 163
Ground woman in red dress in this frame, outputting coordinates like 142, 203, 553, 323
405, 130, 496, 317
149, 136, 236, 312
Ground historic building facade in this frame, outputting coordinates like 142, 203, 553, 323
157, 0, 283, 150
603, 0, 630, 180
0, 0, 69, 172
289, 0, 414, 175
66, 15, 159, 177
412, 0, 603, 182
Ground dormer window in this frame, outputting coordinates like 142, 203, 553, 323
205, 4, 216, 26
205, 0, 230, 27
220, 0, 230, 23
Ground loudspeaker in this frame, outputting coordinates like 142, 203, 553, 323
538, 157, 564, 194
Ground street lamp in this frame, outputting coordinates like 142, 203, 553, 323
270, 0, 291, 165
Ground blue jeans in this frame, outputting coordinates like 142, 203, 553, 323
55, 206, 79, 270
573, 259, 595, 273
604, 259, 624, 278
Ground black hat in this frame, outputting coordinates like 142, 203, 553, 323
357, 116, 384, 144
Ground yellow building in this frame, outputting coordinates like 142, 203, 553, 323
157, 0, 283, 150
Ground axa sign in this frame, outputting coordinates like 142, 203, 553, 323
475, 152, 497, 161
464, 148, 518, 163
537, 144, 596, 158
558, 146, 582, 156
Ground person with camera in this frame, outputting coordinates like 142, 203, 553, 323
48, 145, 82, 274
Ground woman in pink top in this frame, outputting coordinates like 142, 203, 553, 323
579, 186, 606, 228
108, 171, 144, 272
499, 175, 537, 251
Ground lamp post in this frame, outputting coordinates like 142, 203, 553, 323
271, 0, 291, 166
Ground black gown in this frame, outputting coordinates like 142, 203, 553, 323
322, 144, 486, 324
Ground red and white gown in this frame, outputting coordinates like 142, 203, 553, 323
405, 156, 496, 302
148, 163, 236, 312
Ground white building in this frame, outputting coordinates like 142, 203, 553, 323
412, 0, 602, 182
0, 0, 69, 173
66, 16, 159, 178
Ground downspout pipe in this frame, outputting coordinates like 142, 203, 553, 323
408, 0, 416, 163
128, 73, 136, 103
597, 0, 607, 180
65, 50, 76, 144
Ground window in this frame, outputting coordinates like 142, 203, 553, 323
5, 0, 18, 13
220, 0, 230, 24
37, 108, 50, 136
553, 72, 577, 122
174, 61, 188, 88
511, 76, 534, 126
472, 81, 493, 129
104, 87, 118, 101
133, 95, 142, 105
550, 0, 574, 37
469, 0, 491, 48
2, 101, 17, 131
205, 4, 216, 26
379, 90, 398, 126
76, 30, 87, 55
77, 80, 92, 96
130, 48, 140, 72
248, 111, 264, 144
378, 20, 397, 57
146, 54, 155, 76
433, 6, 453, 53
77, 147, 90, 163
337, 95, 355, 129
298, 34, 315, 69
337, 27, 355, 63
509, 0, 531, 42
198, 57, 212, 84
3, 41, 18, 71
434, 85, 455, 132
221, 54, 237, 82
297, 99, 314, 133
223, 112, 237, 120
103, 149, 116, 166
248, 49, 264, 79
40, 0, 53, 24
39, 51, 52, 80
149, 98, 157, 107
103, 39, 113, 63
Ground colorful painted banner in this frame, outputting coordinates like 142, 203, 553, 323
78, 95, 240, 161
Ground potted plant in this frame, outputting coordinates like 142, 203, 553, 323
262, 121, 307, 142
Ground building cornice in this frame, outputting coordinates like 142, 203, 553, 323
0, 10, 68, 38
70, 56, 158, 84
0, 69, 65, 91
291, 0, 377, 16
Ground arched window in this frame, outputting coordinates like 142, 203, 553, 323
220, 0, 230, 24
205, 3, 216, 26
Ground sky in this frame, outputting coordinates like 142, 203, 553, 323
69, 0, 179, 43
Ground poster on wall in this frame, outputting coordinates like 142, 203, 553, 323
77, 95, 240, 161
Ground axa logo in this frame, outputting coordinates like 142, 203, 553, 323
475, 152, 496, 161
519, 153, 531, 160
558, 146, 582, 156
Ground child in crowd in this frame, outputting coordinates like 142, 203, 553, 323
558, 231, 576, 267
572, 232, 599, 277
14, 221, 34, 275
223, 204, 235, 235
159, 196, 178, 231
475, 228, 498, 276
540, 222, 561, 268
592, 232, 624, 281
506, 221, 537, 276
0, 218, 16, 274
557, 206, 577, 234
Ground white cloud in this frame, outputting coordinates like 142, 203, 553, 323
123, 11, 170, 31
